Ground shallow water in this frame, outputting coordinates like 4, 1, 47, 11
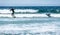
0, 17, 60, 35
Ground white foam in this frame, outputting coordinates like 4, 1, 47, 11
0, 14, 60, 17
0, 9, 12, 13
51, 14, 60, 17
15, 14, 47, 17
0, 24, 56, 33
0, 14, 48, 18
15, 9, 38, 12
0, 14, 12, 17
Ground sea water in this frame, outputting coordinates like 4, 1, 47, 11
0, 6, 60, 13
0, 17, 60, 35
0, 6, 60, 35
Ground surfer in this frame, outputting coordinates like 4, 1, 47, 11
10, 8, 16, 18
46, 13, 51, 17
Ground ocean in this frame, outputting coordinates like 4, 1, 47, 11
0, 6, 60, 13
0, 6, 60, 35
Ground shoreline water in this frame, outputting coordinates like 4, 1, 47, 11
0, 6, 60, 35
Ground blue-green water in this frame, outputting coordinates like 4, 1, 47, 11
0, 17, 60, 35
0, 6, 60, 35
0, 6, 60, 13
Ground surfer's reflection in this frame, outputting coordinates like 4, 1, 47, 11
10, 8, 16, 18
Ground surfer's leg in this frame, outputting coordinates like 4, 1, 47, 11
12, 13, 16, 18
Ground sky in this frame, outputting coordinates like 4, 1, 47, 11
0, 0, 60, 6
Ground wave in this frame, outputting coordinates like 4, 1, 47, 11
0, 23, 56, 35
0, 9, 60, 18
0, 9, 12, 13
15, 9, 38, 13
0, 9, 38, 13
0, 14, 60, 18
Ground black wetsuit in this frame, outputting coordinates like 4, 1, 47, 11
11, 8, 16, 18
11, 8, 14, 15
46, 14, 51, 17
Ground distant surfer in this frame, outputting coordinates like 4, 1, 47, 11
10, 8, 16, 18
46, 13, 51, 17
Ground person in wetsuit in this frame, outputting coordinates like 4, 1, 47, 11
10, 8, 16, 18
46, 13, 51, 17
